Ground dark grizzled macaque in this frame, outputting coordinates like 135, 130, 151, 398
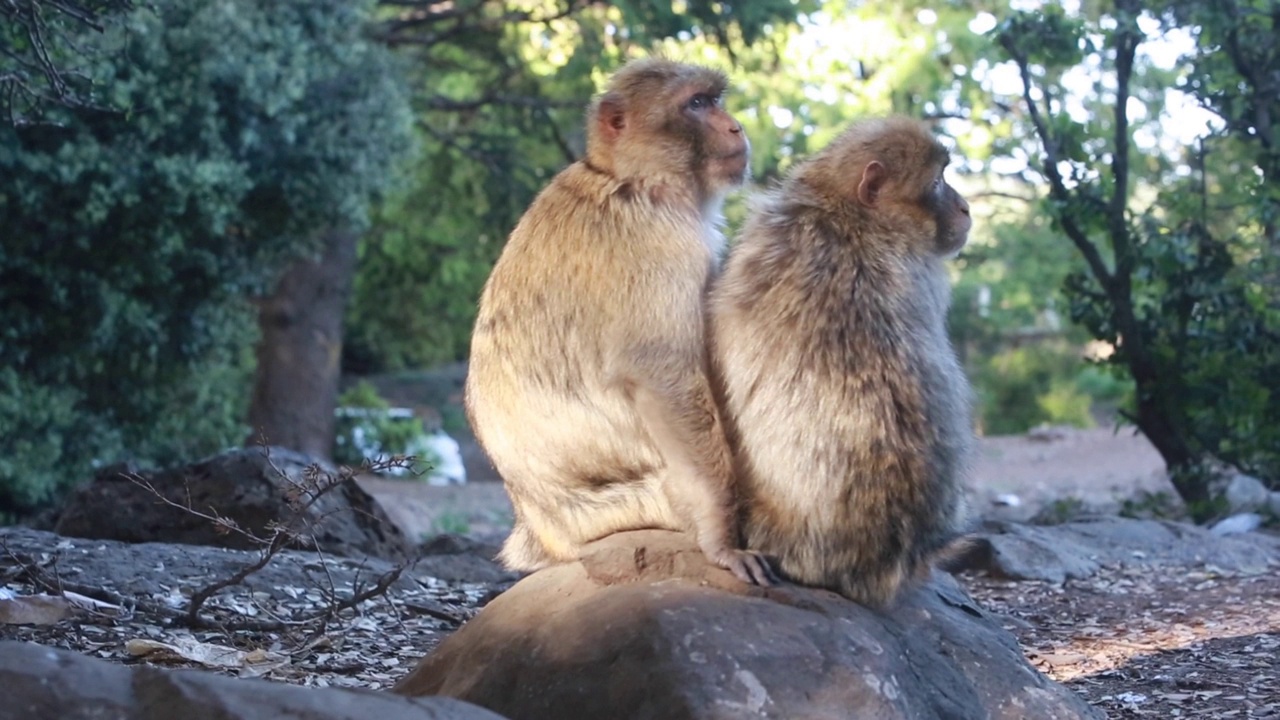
709, 116, 974, 607
466, 58, 773, 586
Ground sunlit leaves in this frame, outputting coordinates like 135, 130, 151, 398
996, 7, 1091, 71
347, 0, 812, 372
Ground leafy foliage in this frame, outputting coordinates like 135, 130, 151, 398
345, 0, 812, 372
0, 369, 121, 517
0, 0, 413, 514
0, 0, 134, 124
332, 382, 424, 468
995, 1, 1280, 512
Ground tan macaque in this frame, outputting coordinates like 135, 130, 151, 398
465, 58, 773, 585
708, 116, 975, 608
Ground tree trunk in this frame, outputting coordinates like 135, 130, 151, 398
1111, 286, 1210, 510
1131, 386, 1206, 503
245, 228, 358, 460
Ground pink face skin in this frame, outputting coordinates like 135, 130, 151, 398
931, 167, 971, 255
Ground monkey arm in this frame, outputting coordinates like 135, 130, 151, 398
627, 360, 735, 510
618, 342, 775, 586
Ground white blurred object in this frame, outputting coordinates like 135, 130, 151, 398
992, 493, 1023, 507
411, 430, 467, 486
1223, 473, 1269, 513
1209, 513, 1263, 536
335, 406, 466, 484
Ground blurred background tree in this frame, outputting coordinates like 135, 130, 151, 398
0, 0, 134, 124
0, 0, 413, 515
994, 0, 1279, 514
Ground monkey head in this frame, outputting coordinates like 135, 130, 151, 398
585, 58, 750, 203
803, 117, 972, 257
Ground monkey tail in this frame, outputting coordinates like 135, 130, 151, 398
930, 534, 991, 575
497, 523, 558, 573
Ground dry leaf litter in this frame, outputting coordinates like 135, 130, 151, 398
2, 529, 1278, 718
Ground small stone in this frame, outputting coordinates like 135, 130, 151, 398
1210, 513, 1264, 536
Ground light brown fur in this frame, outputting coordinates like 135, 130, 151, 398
466, 58, 772, 585
708, 116, 975, 607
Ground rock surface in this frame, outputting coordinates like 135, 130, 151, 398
416, 533, 518, 584
961, 516, 1280, 583
0, 526, 512, 606
394, 530, 1101, 720
55, 447, 409, 558
1209, 513, 1265, 536
0, 640, 507, 720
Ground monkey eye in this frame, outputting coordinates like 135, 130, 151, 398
686, 93, 714, 111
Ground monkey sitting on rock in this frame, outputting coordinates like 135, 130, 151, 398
465, 58, 774, 586
709, 116, 976, 608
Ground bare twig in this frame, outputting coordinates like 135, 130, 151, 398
0, 0, 132, 123
119, 447, 416, 629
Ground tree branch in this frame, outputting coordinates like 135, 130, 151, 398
421, 94, 582, 112
999, 34, 1115, 291
377, 0, 591, 47
1108, 0, 1140, 279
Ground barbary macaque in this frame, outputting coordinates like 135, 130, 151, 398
465, 58, 773, 585
708, 116, 975, 607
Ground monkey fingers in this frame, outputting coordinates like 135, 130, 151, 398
716, 548, 778, 586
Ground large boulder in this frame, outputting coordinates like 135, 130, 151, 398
394, 530, 1101, 720
962, 516, 1280, 583
55, 447, 409, 559
0, 640, 507, 720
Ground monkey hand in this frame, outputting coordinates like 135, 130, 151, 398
709, 547, 778, 586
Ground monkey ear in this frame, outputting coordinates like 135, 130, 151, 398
596, 93, 628, 141
856, 160, 886, 207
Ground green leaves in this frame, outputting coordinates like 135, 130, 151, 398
995, 7, 1091, 70
0, 0, 414, 515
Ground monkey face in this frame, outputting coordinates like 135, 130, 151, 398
930, 171, 971, 256
682, 91, 751, 191
587, 60, 751, 201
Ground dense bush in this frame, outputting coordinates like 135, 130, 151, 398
972, 342, 1131, 435
1068, 218, 1280, 485
0, 0, 413, 516
333, 382, 425, 469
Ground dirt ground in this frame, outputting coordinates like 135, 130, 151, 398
3, 427, 1275, 718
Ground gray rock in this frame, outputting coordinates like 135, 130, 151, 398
1270, 491, 1280, 517
960, 517, 1279, 582
1224, 473, 1270, 513
960, 523, 1101, 583
55, 447, 409, 559
0, 640, 506, 720
417, 533, 519, 585
0, 526, 510, 609
1210, 513, 1264, 536
394, 529, 1101, 720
